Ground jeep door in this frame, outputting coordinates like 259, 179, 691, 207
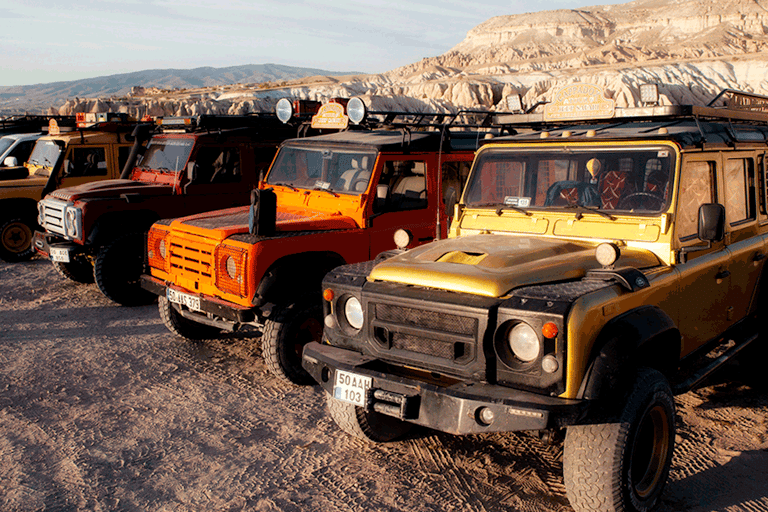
367, 155, 438, 257
58, 145, 114, 189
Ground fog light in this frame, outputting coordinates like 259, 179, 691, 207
477, 406, 495, 426
324, 314, 337, 329
542, 354, 559, 374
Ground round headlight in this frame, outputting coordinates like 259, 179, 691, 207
347, 97, 367, 125
225, 255, 237, 279
159, 239, 167, 259
275, 98, 293, 124
393, 228, 412, 250
344, 296, 364, 330
596, 242, 620, 268
508, 323, 540, 362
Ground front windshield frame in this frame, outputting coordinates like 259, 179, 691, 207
26, 140, 63, 176
266, 144, 378, 196
463, 144, 676, 216
137, 137, 195, 173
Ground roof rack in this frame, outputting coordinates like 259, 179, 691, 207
494, 86, 768, 128
155, 113, 283, 133
0, 115, 75, 135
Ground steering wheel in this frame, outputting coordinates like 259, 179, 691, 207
617, 192, 664, 211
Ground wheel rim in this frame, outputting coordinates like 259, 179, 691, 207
2, 221, 32, 254
630, 404, 670, 499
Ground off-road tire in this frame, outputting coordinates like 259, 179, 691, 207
0, 217, 36, 262
94, 233, 155, 306
262, 301, 323, 385
158, 296, 220, 340
563, 368, 675, 512
326, 394, 413, 443
52, 256, 94, 284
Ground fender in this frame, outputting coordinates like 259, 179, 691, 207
254, 251, 346, 307
578, 305, 680, 400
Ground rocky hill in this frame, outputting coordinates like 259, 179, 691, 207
9, 0, 768, 118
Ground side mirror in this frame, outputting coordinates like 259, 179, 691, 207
186, 162, 197, 183
376, 184, 389, 200
698, 203, 725, 242
3, 156, 18, 167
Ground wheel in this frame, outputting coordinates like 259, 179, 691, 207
326, 394, 413, 443
0, 217, 35, 262
158, 296, 220, 340
52, 256, 94, 284
563, 368, 675, 512
262, 301, 323, 385
617, 192, 664, 211
94, 233, 156, 306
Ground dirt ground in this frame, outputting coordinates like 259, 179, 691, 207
1, 257, 767, 512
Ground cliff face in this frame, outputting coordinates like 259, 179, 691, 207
52, 0, 768, 117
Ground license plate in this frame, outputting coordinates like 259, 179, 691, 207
50, 247, 70, 263
333, 370, 372, 407
166, 288, 201, 312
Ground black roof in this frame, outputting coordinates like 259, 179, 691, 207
281, 128, 490, 153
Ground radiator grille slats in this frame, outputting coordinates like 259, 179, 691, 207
168, 237, 215, 281
39, 198, 67, 236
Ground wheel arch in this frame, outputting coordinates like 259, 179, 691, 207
88, 209, 160, 245
255, 250, 347, 306
578, 305, 680, 400
0, 197, 39, 221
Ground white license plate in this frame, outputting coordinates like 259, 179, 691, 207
50, 247, 70, 263
167, 288, 202, 312
333, 370, 372, 407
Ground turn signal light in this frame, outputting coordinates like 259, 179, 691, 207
323, 289, 335, 302
542, 322, 559, 339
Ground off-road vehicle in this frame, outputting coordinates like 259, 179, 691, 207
34, 112, 302, 306
141, 98, 504, 384
302, 85, 768, 512
0, 113, 137, 262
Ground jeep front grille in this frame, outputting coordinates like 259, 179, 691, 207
168, 236, 215, 282
372, 303, 477, 364
39, 198, 68, 236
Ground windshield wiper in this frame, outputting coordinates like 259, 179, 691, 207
272, 181, 299, 191
470, 202, 532, 216
564, 203, 615, 220
314, 186, 339, 197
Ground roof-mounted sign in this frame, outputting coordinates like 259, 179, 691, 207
311, 103, 349, 130
544, 84, 615, 122
49, 119, 60, 136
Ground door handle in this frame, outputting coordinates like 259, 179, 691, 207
754, 252, 766, 262
715, 270, 731, 280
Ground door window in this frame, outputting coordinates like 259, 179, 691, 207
677, 161, 715, 241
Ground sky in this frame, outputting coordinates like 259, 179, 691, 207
0, 0, 635, 87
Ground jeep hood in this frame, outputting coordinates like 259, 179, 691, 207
49, 179, 172, 202
369, 234, 661, 298
169, 205, 358, 241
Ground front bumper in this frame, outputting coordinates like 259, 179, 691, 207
33, 230, 84, 261
140, 274, 258, 324
302, 342, 588, 435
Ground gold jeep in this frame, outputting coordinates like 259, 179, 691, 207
302, 86, 768, 512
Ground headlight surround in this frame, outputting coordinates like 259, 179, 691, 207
147, 226, 170, 271
343, 296, 364, 331
507, 322, 541, 362
214, 244, 248, 297
63, 207, 81, 239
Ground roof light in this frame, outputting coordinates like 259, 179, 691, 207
275, 98, 294, 124
640, 84, 659, 106
347, 97, 367, 125
506, 94, 524, 113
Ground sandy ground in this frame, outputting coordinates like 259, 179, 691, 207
1, 257, 766, 512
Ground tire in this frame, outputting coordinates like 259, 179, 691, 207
0, 217, 36, 262
262, 301, 323, 385
563, 368, 675, 512
326, 394, 413, 443
158, 296, 220, 340
94, 233, 155, 306
52, 256, 94, 284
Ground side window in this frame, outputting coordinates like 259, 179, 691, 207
65, 147, 107, 177
724, 158, 755, 226
190, 147, 242, 184
118, 146, 132, 173
377, 160, 427, 211
677, 160, 715, 241
759, 154, 767, 216
441, 161, 471, 216
11, 140, 36, 164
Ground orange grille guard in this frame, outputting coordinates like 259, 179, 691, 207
140, 275, 258, 325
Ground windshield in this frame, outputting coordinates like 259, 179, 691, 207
464, 145, 674, 214
27, 140, 63, 176
0, 137, 14, 158
137, 138, 194, 173
266, 146, 378, 195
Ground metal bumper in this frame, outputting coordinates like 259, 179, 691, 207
140, 274, 258, 324
302, 342, 587, 435
33, 230, 84, 260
